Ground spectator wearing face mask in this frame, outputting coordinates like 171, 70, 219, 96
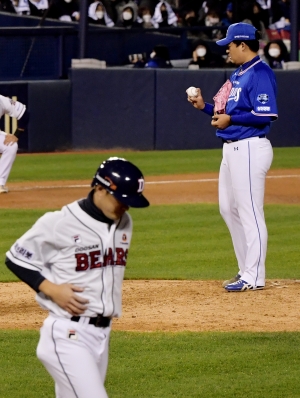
199, 8, 224, 41
138, 5, 155, 28
88, 1, 114, 26
182, 9, 199, 27
49, 0, 80, 21
151, 1, 177, 29
144, 44, 173, 68
188, 39, 225, 69
180, 9, 200, 37
263, 39, 290, 69
116, 1, 142, 27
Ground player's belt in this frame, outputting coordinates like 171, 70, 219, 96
71, 314, 111, 328
222, 134, 266, 144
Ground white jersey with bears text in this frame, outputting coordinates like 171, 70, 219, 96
6, 200, 133, 318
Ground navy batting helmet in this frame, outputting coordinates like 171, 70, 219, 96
91, 157, 149, 208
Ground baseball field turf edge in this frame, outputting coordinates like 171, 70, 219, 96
0, 330, 299, 398
1, 203, 299, 282
8, 147, 300, 182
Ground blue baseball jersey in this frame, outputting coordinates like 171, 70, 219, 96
217, 56, 278, 140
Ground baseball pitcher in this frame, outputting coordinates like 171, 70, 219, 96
6, 157, 149, 397
187, 23, 278, 292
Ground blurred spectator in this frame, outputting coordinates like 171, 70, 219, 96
221, 2, 233, 27
255, 0, 271, 28
188, 39, 225, 69
263, 39, 290, 69
115, 1, 142, 27
49, 0, 80, 21
275, 0, 290, 22
152, 1, 178, 28
269, 0, 291, 31
8, 0, 30, 14
88, 1, 115, 26
138, 5, 155, 28
128, 52, 147, 67
198, 0, 222, 22
199, 8, 224, 41
28, 0, 48, 17
243, 1, 268, 43
182, 8, 199, 27
144, 44, 173, 68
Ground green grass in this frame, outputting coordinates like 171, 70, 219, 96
8, 147, 300, 182
1, 148, 300, 398
1, 330, 300, 398
1, 204, 300, 282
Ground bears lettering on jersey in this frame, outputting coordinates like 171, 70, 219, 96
75, 247, 128, 271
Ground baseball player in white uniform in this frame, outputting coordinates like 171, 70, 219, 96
187, 23, 278, 292
6, 157, 149, 398
0, 95, 27, 193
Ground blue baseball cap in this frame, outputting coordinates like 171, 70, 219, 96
226, 2, 233, 12
216, 23, 257, 46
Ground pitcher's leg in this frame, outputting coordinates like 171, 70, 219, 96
219, 151, 247, 275
238, 139, 273, 286
228, 139, 273, 287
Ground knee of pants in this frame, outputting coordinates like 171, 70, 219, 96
219, 202, 233, 220
3, 142, 18, 155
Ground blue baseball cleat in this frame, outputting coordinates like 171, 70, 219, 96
225, 279, 264, 292
222, 273, 241, 288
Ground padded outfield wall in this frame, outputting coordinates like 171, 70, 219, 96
0, 69, 299, 152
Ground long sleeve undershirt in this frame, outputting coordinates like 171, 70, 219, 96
201, 102, 273, 125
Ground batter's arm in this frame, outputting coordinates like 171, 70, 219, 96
5, 257, 89, 316
5, 257, 46, 291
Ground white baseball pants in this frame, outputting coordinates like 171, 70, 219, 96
219, 137, 273, 287
0, 132, 18, 186
37, 315, 111, 398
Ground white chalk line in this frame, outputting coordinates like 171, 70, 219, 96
6, 174, 300, 192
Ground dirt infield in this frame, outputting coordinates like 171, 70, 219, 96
1, 169, 300, 332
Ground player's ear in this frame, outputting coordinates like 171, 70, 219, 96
94, 185, 108, 197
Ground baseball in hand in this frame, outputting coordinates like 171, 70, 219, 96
186, 86, 199, 97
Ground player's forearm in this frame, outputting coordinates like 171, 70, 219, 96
230, 113, 273, 126
201, 103, 214, 116
38, 279, 59, 298
5, 257, 45, 292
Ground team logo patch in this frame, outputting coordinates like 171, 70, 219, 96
68, 330, 78, 340
15, 243, 33, 260
257, 94, 269, 104
73, 235, 81, 244
122, 234, 127, 242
